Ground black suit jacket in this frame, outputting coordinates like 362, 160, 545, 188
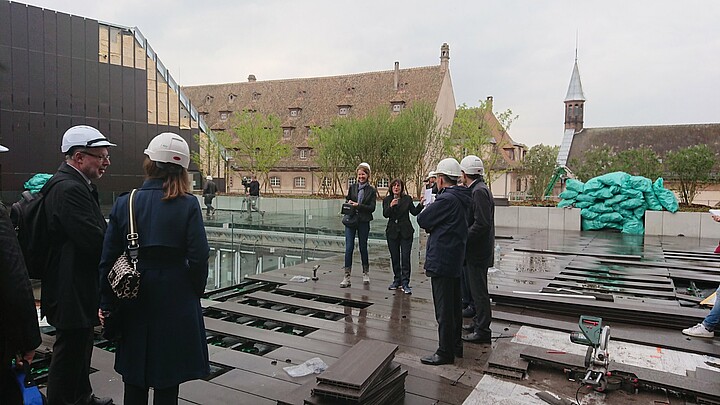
382, 194, 423, 239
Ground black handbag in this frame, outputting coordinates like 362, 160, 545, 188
342, 213, 358, 228
108, 189, 141, 300
341, 202, 355, 215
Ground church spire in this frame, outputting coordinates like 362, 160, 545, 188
564, 60, 585, 131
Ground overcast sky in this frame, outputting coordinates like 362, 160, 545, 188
22, 1, 720, 148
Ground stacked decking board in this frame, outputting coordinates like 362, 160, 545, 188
277, 339, 407, 405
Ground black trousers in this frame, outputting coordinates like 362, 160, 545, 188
47, 327, 94, 405
466, 262, 492, 336
387, 236, 413, 286
124, 383, 179, 405
461, 265, 474, 310
430, 276, 462, 359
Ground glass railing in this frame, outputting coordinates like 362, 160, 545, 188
1, 191, 418, 292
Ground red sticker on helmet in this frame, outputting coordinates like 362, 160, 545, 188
173, 156, 181, 160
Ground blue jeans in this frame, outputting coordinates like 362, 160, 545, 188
703, 285, 720, 331
344, 222, 370, 269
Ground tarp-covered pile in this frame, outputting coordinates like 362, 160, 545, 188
558, 171, 679, 235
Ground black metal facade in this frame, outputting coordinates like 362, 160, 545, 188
0, 1, 201, 195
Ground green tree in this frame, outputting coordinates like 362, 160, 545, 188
312, 103, 446, 197
615, 147, 662, 180
521, 144, 560, 200
191, 130, 232, 179
221, 111, 291, 192
444, 100, 517, 189
665, 144, 716, 204
569, 145, 617, 182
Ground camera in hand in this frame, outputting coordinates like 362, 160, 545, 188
241, 176, 251, 188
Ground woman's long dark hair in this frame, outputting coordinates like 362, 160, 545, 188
387, 178, 406, 197
143, 157, 190, 200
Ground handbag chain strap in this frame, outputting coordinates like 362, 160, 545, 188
126, 188, 139, 264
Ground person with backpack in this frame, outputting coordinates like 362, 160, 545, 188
42, 126, 115, 405
0, 143, 42, 405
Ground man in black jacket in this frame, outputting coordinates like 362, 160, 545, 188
247, 175, 260, 212
417, 158, 473, 366
43, 126, 115, 405
459, 155, 495, 344
203, 175, 218, 217
0, 143, 41, 404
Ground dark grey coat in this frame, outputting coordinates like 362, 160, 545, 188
99, 179, 210, 388
466, 178, 495, 267
345, 182, 377, 223
42, 162, 107, 329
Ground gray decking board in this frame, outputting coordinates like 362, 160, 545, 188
312, 362, 405, 401
243, 291, 350, 316
209, 300, 344, 332
211, 368, 300, 401
203, 317, 351, 358
513, 247, 643, 261
485, 342, 530, 373
209, 347, 318, 385
316, 339, 398, 390
178, 379, 276, 405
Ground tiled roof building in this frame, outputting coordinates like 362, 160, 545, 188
183, 44, 457, 195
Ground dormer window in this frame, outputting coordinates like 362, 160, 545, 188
205, 95, 214, 104
299, 148, 309, 160
338, 105, 351, 116
252, 92, 261, 101
305, 127, 313, 138
219, 111, 230, 121
391, 102, 405, 113
282, 127, 294, 138
289, 108, 301, 117
228, 93, 237, 103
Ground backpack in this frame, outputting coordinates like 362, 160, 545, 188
10, 178, 61, 280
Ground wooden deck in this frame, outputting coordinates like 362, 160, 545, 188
35, 227, 720, 404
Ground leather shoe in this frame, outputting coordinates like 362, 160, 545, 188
462, 332, 492, 344
87, 395, 114, 405
420, 353, 454, 366
462, 324, 474, 332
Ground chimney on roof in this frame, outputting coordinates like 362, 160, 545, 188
486, 96, 493, 109
248, 74, 256, 82
394, 62, 399, 91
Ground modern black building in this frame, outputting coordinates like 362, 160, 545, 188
0, 1, 213, 195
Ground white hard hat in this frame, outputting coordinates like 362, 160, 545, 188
460, 155, 485, 175
144, 132, 190, 169
434, 158, 462, 178
0, 144, 7, 152
358, 162, 371, 172
206, 175, 213, 180
61, 125, 116, 153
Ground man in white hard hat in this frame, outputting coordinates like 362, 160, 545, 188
0, 143, 42, 404
203, 175, 218, 218
416, 158, 473, 366
43, 125, 115, 405
459, 155, 495, 344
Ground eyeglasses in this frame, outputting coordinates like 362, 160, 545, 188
81, 151, 111, 162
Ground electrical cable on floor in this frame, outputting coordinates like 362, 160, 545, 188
575, 384, 587, 405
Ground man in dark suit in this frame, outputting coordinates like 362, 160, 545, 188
43, 126, 115, 405
0, 143, 41, 405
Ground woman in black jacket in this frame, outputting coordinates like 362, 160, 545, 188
340, 163, 376, 288
382, 179, 423, 294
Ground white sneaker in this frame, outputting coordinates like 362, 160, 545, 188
340, 274, 351, 288
682, 323, 714, 338
363, 273, 370, 284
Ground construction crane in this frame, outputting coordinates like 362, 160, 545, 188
543, 165, 572, 199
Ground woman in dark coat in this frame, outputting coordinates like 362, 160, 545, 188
382, 179, 424, 294
99, 133, 209, 405
340, 163, 377, 288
